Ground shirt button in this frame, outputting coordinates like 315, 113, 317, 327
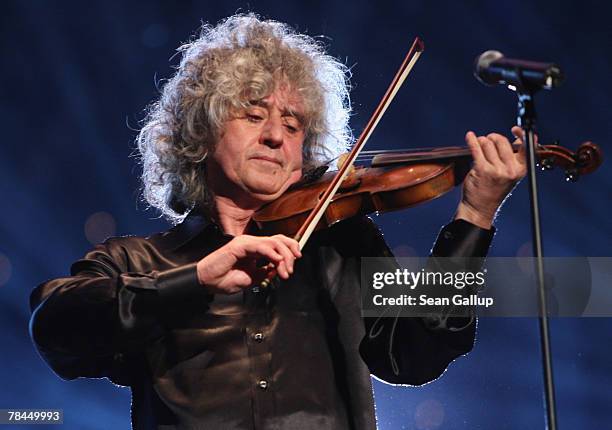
253, 332, 264, 342
443, 230, 454, 240
257, 380, 268, 390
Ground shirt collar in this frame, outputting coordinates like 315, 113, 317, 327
152, 204, 264, 252
152, 206, 218, 252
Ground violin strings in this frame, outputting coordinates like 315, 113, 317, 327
359, 148, 428, 154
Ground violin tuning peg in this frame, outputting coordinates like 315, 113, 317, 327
565, 168, 579, 182
540, 158, 555, 171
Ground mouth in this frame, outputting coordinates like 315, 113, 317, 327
250, 155, 283, 166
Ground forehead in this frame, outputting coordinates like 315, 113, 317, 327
252, 86, 305, 114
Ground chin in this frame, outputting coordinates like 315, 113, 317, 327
244, 181, 289, 202
244, 172, 283, 188
249, 187, 283, 200
242, 169, 298, 200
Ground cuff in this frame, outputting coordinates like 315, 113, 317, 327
431, 219, 495, 258
157, 263, 212, 310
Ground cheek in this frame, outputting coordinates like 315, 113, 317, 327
288, 141, 304, 169
213, 137, 244, 169
211, 150, 232, 173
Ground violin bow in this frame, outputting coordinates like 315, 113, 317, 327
260, 37, 424, 288
294, 37, 425, 250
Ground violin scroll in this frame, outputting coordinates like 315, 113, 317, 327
537, 140, 602, 182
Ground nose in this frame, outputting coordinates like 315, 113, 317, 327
261, 115, 284, 148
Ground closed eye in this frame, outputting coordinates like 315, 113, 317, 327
283, 118, 303, 135
284, 124, 298, 133
246, 114, 264, 122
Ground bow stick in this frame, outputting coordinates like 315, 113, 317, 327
294, 37, 425, 249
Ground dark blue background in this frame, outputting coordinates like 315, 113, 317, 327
2, 1, 611, 429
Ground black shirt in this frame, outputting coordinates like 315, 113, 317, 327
29, 212, 493, 430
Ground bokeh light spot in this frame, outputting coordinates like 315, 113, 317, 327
84, 211, 117, 245
516, 241, 534, 274
414, 398, 445, 430
392, 244, 418, 257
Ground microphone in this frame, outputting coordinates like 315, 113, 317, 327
474, 50, 564, 91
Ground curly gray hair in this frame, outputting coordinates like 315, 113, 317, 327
136, 14, 352, 223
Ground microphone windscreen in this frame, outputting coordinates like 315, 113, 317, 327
474, 50, 504, 86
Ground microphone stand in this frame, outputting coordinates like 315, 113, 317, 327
516, 89, 558, 430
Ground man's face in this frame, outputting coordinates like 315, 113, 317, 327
207, 87, 305, 209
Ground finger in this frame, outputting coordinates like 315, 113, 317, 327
279, 260, 291, 279
478, 136, 503, 166
270, 240, 295, 275
231, 236, 282, 261
271, 259, 289, 279
242, 241, 284, 265
242, 237, 294, 279
511, 126, 524, 143
514, 135, 527, 166
510, 126, 529, 167
487, 133, 515, 166
270, 235, 300, 274
253, 238, 291, 278
512, 125, 539, 146
465, 131, 487, 166
230, 270, 256, 289
274, 234, 302, 258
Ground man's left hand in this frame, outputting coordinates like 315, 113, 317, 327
455, 126, 528, 229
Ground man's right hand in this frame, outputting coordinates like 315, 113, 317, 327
196, 234, 302, 294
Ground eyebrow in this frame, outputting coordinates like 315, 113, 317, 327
250, 100, 305, 125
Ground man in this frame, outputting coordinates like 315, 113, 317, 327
29, 14, 526, 430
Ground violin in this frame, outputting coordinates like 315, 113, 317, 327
255, 37, 603, 288
254, 141, 602, 237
